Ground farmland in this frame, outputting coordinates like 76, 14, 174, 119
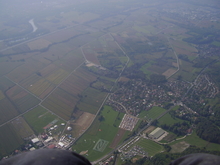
42, 88, 78, 121
0, 124, 24, 158
77, 87, 108, 114
23, 106, 65, 134
5, 85, 40, 113
0, 98, 19, 125
139, 106, 166, 120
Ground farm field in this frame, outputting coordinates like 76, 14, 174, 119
42, 88, 78, 120
77, 87, 108, 114
0, 124, 24, 158
5, 85, 40, 113
60, 67, 97, 96
23, 106, 65, 134
11, 117, 34, 138
6, 59, 46, 83
139, 106, 166, 120
0, 98, 19, 125
20, 74, 56, 99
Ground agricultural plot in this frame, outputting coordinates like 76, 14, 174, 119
46, 68, 69, 85
27, 39, 52, 50
139, 106, 166, 120
7, 59, 46, 83
23, 106, 65, 134
54, 49, 84, 72
10, 117, 34, 138
0, 123, 24, 158
43, 28, 81, 43
20, 75, 56, 99
60, 67, 97, 96
6, 85, 40, 113
77, 87, 107, 114
0, 98, 19, 125
42, 88, 78, 120
0, 61, 24, 76
0, 90, 5, 100
70, 112, 95, 137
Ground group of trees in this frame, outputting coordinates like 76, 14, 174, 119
160, 122, 190, 136
195, 117, 220, 144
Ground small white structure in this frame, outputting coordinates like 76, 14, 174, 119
31, 138, 40, 144
58, 142, 65, 148
45, 137, 53, 143
29, 147, 36, 151
67, 127, 72, 131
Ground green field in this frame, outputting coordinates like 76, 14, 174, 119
135, 138, 164, 156
139, 106, 166, 120
72, 105, 126, 161
23, 106, 65, 134
77, 87, 108, 114
0, 98, 19, 125
158, 112, 184, 126
169, 131, 220, 151
0, 124, 24, 158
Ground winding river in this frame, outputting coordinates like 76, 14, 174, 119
29, 19, 38, 32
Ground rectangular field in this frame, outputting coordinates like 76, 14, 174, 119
0, 98, 19, 125
135, 139, 164, 156
6, 85, 40, 113
23, 106, 65, 134
77, 87, 107, 114
139, 106, 166, 120
0, 124, 24, 158
42, 88, 78, 120
11, 117, 34, 138
60, 67, 97, 96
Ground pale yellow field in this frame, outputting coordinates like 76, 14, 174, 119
28, 79, 55, 97
46, 68, 69, 84
162, 68, 177, 78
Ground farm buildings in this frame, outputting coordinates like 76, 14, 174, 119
149, 127, 165, 140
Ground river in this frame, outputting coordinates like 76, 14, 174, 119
29, 19, 38, 32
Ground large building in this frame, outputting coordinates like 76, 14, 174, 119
149, 127, 165, 139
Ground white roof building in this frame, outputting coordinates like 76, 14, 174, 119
149, 127, 165, 139
31, 138, 40, 144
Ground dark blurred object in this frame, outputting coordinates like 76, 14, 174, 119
0, 149, 91, 165
169, 153, 220, 165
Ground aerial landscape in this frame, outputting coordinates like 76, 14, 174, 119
0, 0, 220, 164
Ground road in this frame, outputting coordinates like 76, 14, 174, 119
166, 37, 180, 79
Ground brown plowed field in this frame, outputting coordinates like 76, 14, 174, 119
109, 128, 126, 149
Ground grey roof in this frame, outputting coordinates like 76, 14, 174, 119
149, 127, 165, 139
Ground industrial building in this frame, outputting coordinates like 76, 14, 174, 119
149, 127, 165, 139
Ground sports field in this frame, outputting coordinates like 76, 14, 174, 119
129, 138, 164, 156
